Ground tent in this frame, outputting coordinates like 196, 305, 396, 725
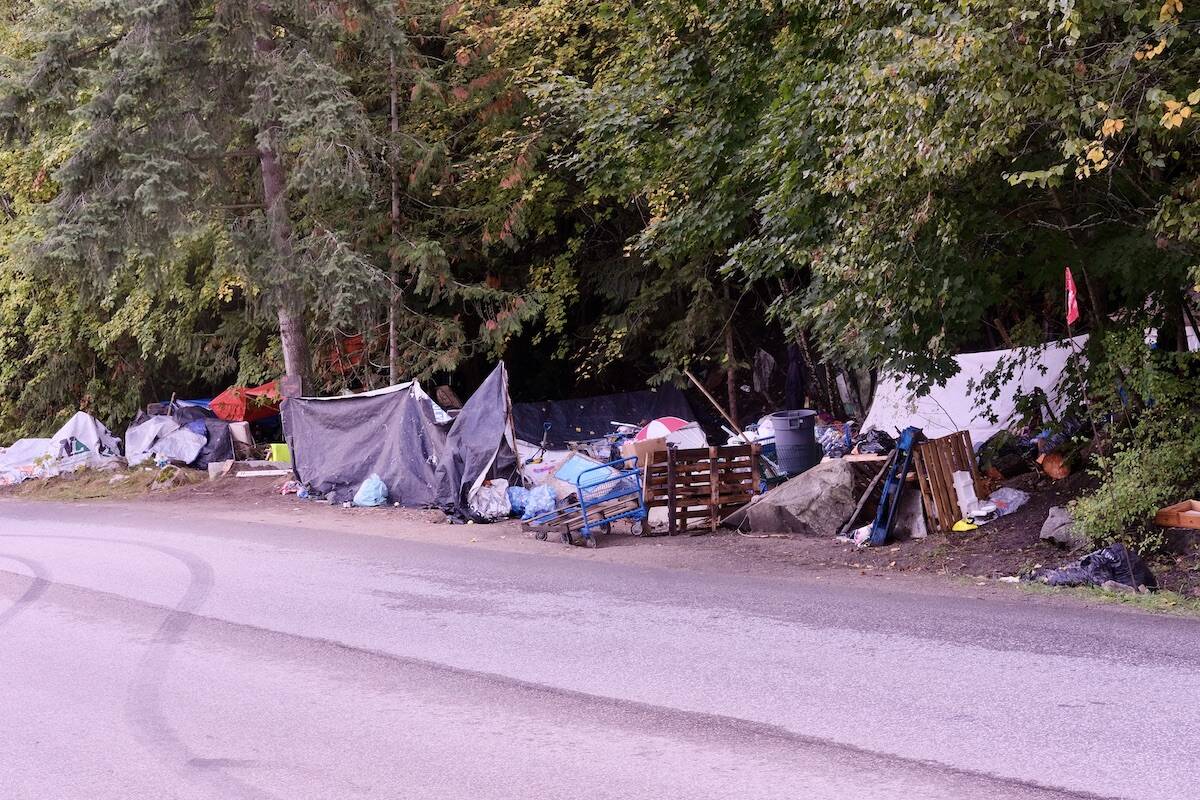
862, 337, 1086, 446
511, 385, 695, 448
282, 364, 520, 517
432, 363, 518, 517
126, 405, 234, 469
282, 381, 450, 505
0, 412, 122, 486
212, 380, 281, 422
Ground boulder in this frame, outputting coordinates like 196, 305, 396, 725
1040, 505, 1084, 549
722, 459, 856, 535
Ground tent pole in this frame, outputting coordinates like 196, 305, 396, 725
684, 369, 744, 440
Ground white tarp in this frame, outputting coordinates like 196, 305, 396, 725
0, 412, 122, 485
125, 415, 181, 466
863, 337, 1086, 446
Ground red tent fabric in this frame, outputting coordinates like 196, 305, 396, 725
211, 380, 281, 422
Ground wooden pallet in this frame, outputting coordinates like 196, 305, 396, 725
912, 431, 986, 532
642, 444, 761, 534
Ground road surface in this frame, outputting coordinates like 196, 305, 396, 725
0, 499, 1196, 799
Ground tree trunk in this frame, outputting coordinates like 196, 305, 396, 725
387, 51, 401, 383
254, 29, 309, 394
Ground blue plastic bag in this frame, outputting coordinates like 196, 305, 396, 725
507, 485, 531, 515
352, 473, 388, 507
520, 484, 556, 521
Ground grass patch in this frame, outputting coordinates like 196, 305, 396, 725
0, 465, 199, 501
1019, 580, 1200, 618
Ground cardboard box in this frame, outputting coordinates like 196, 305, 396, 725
619, 436, 668, 466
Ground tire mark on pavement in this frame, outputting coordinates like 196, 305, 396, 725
0, 534, 278, 800
0, 554, 49, 628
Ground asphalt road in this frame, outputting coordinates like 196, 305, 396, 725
1, 500, 1197, 799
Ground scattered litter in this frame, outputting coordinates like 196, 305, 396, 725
988, 487, 1030, 518
279, 480, 302, 495
998, 576, 1020, 583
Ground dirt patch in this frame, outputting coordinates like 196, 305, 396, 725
6, 460, 1199, 603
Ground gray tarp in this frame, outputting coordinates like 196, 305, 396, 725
282, 382, 448, 504
433, 363, 517, 518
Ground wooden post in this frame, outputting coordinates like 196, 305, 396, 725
709, 446, 719, 532
666, 445, 678, 536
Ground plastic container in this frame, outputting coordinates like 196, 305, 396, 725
770, 410, 820, 475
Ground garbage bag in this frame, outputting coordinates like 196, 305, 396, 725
1036, 543, 1156, 590
352, 473, 388, 507
978, 431, 1037, 478
469, 479, 512, 521
521, 484, 556, 521
988, 487, 1030, 518
507, 485, 531, 515
854, 429, 896, 455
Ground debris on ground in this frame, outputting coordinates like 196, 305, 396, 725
1040, 505, 1083, 549
1030, 543, 1157, 592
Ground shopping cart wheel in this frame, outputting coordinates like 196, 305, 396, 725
560, 531, 573, 545
534, 530, 548, 541
584, 535, 598, 549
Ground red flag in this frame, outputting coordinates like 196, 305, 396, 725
1065, 266, 1080, 326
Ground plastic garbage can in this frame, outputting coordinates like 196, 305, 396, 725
770, 410, 820, 475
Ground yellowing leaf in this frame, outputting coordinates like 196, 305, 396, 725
1189, 89, 1200, 105
1101, 118, 1126, 137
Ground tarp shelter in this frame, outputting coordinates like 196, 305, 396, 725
862, 337, 1086, 446
126, 405, 234, 469
433, 363, 518, 517
282, 381, 449, 505
0, 412, 122, 486
212, 380, 281, 423
511, 385, 695, 448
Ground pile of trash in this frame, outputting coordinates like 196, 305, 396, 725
0, 412, 122, 486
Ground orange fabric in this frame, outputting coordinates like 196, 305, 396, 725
211, 380, 281, 422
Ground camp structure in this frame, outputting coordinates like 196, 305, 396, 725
0, 411, 122, 486
126, 404, 234, 470
211, 380, 281, 422
862, 337, 1086, 444
282, 363, 516, 517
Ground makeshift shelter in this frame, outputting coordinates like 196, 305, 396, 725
0, 412, 122, 485
282, 381, 450, 505
126, 405, 234, 469
511, 385, 695, 448
862, 337, 1086, 445
212, 380, 281, 423
433, 363, 519, 518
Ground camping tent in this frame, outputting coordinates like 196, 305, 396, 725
282, 381, 450, 505
862, 337, 1086, 445
511, 385, 695, 448
0, 412, 122, 485
433, 363, 518, 517
212, 380, 280, 422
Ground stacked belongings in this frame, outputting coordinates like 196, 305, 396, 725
0, 411, 123, 486
126, 404, 234, 470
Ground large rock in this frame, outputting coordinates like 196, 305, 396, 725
723, 459, 856, 535
1040, 505, 1084, 548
